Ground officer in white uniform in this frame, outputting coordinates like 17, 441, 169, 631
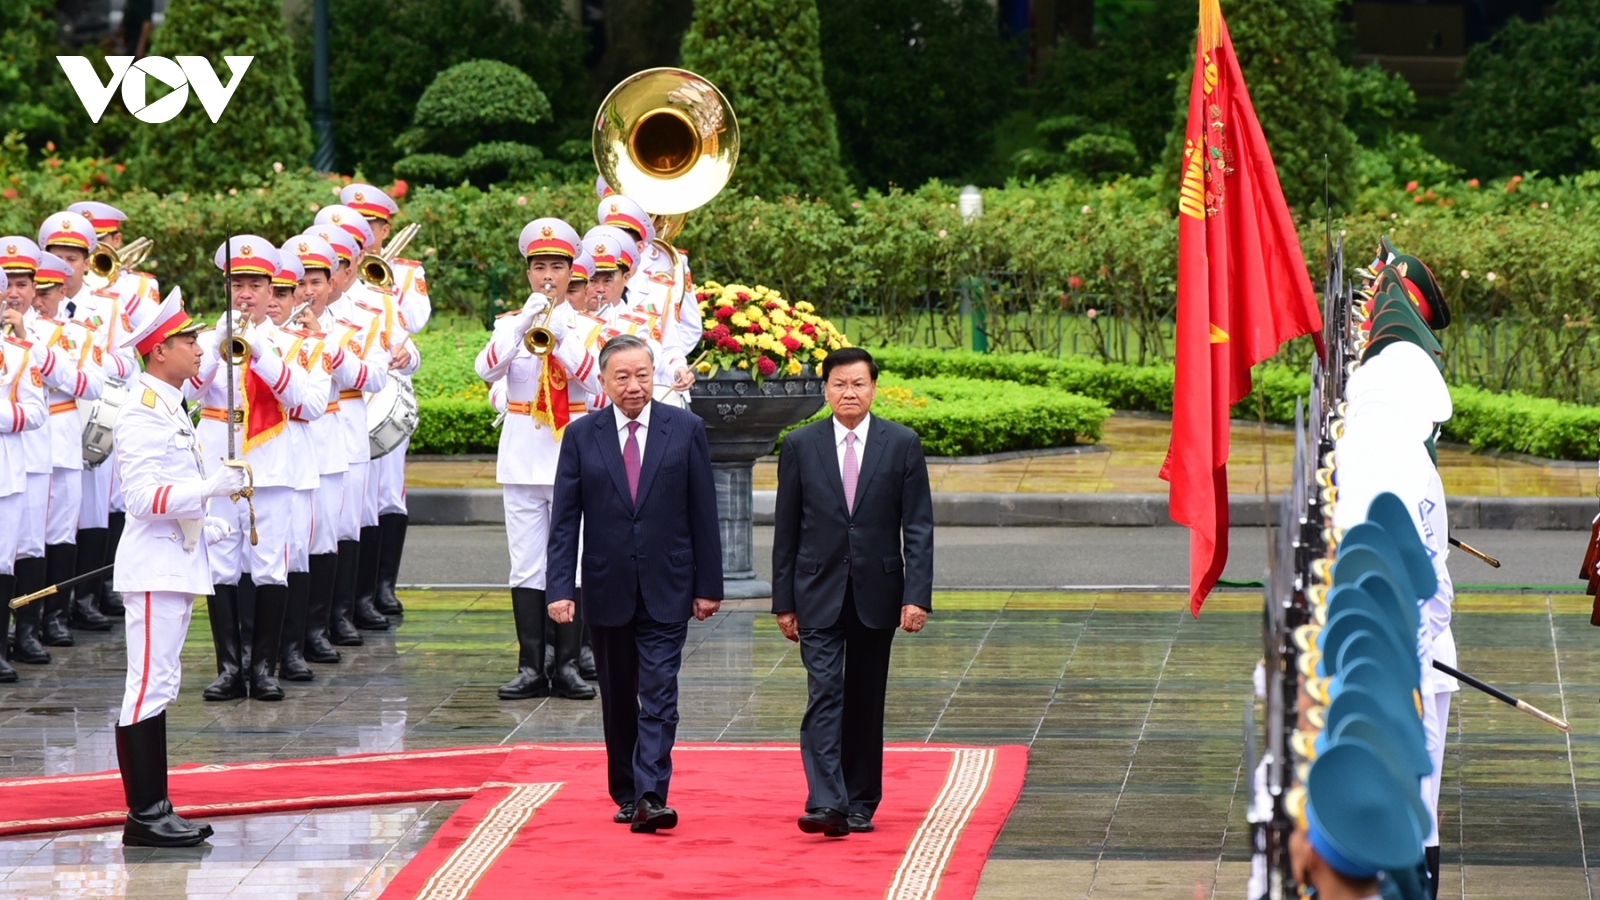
28, 220, 109, 645
0, 265, 48, 681
111, 286, 245, 847
187, 237, 315, 702
68, 200, 158, 621
302, 224, 395, 640
475, 218, 601, 701
1, 238, 56, 665
268, 248, 330, 681
341, 184, 431, 620
598, 197, 699, 394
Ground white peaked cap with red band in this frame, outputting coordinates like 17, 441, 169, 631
212, 235, 281, 277
339, 183, 399, 220
38, 211, 98, 254
314, 204, 376, 250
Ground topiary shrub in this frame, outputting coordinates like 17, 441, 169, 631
393, 59, 565, 188
128, 0, 313, 192
1013, 116, 1141, 182
679, 0, 850, 203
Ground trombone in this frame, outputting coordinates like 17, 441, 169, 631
358, 222, 421, 291
85, 237, 154, 291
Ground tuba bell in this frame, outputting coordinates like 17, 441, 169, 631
359, 222, 421, 291
592, 69, 739, 292
85, 236, 154, 292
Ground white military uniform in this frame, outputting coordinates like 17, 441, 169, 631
280, 327, 330, 575
0, 323, 48, 576
28, 313, 104, 545
324, 289, 396, 537
71, 284, 143, 531
369, 259, 429, 517
626, 241, 701, 378
475, 298, 600, 589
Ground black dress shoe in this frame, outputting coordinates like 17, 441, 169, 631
613, 802, 636, 824
798, 807, 850, 838
847, 813, 874, 833
630, 796, 678, 833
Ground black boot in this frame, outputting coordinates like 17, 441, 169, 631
0, 574, 18, 682
116, 712, 212, 847
43, 543, 79, 644
498, 588, 550, 700
10, 556, 50, 664
352, 526, 390, 630
1426, 845, 1441, 900
330, 541, 364, 646
71, 527, 112, 630
374, 512, 407, 616
304, 553, 341, 663
237, 574, 255, 674
248, 583, 288, 701
278, 572, 314, 681
551, 618, 597, 700
101, 511, 126, 617
202, 585, 246, 701
577, 589, 596, 681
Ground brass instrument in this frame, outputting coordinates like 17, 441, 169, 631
85, 236, 154, 291
358, 222, 421, 290
522, 297, 556, 355
225, 313, 253, 366
593, 68, 739, 320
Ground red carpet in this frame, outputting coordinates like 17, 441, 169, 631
379, 743, 1027, 900
0, 742, 1026, 899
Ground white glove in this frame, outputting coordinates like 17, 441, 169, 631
203, 464, 248, 500
518, 292, 552, 328
243, 320, 276, 359
202, 516, 233, 546
546, 303, 572, 341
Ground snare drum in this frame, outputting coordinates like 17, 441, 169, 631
368, 376, 420, 459
652, 383, 689, 409
80, 378, 130, 468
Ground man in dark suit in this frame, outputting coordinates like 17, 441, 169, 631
772, 347, 934, 838
547, 333, 723, 833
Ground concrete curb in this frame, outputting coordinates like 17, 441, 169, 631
408, 488, 1596, 531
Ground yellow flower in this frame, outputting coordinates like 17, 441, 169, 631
695, 362, 712, 374
716, 296, 736, 308
731, 312, 749, 328
786, 358, 803, 376
737, 359, 750, 369
796, 301, 815, 313
812, 348, 827, 361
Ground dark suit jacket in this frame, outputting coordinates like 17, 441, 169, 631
771, 415, 934, 631
547, 403, 724, 627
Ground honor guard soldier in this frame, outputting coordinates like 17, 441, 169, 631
598, 197, 698, 394
27, 229, 109, 646
2, 238, 55, 665
112, 287, 246, 847
304, 224, 395, 641
188, 237, 314, 702
0, 265, 48, 681
567, 251, 595, 311
582, 226, 638, 322
69, 201, 158, 622
316, 204, 422, 623
268, 247, 329, 681
475, 218, 601, 701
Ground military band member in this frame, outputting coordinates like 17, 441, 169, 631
268, 248, 329, 681
303, 224, 394, 640
1, 238, 55, 664
475, 218, 601, 701
0, 265, 48, 682
112, 286, 245, 847
68, 200, 158, 621
189, 237, 314, 702
28, 226, 108, 647
598, 198, 699, 394
285, 234, 350, 664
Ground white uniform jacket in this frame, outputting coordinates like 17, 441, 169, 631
112, 373, 213, 596
389, 257, 432, 335
18, 313, 52, 478
185, 320, 316, 490
27, 314, 105, 469
0, 336, 47, 497
280, 327, 331, 493
587, 306, 673, 390
73, 285, 143, 382
474, 298, 600, 486
626, 255, 701, 374
320, 299, 392, 467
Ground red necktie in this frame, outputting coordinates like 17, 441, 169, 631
624, 420, 641, 503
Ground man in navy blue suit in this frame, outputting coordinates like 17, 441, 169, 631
546, 333, 723, 833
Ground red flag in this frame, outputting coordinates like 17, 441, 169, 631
1160, 0, 1323, 616
240, 357, 287, 456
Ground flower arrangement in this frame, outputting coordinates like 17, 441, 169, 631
696, 281, 850, 380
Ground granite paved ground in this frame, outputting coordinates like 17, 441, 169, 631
405, 414, 1598, 499
0, 590, 1595, 898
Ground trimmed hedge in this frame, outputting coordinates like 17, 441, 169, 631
412, 399, 498, 455
866, 376, 1110, 457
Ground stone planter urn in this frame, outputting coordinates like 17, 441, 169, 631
689, 370, 826, 599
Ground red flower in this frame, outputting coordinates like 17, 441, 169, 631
696, 291, 709, 302
113, 164, 125, 173
1, 189, 15, 200
756, 357, 777, 376
1405, 180, 1418, 193
714, 306, 735, 320
736, 291, 751, 301
780, 336, 800, 352
389, 179, 408, 198
707, 324, 731, 341
799, 323, 816, 336
1067, 275, 1083, 290
1467, 178, 1479, 188
764, 301, 779, 310
717, 337, 742, 352
746, 323, 763, 335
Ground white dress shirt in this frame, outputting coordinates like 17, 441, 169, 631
614, 400, 652, 456
833, 413, 871, 480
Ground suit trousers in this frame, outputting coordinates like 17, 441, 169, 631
798, 580, 896, 817
589, 589, 688, 807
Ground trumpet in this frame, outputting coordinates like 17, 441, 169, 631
86, 237, 154, 291
358, 222, 421, 291
522, 294, 556, 355
225, 313, 253, 366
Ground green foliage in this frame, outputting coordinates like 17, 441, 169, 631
289, 0, 587, 179
392, 60, 573, 188
866, 376, 1110, 456
1441, 0, 1600, 178
1033, 1, 1194, 171
1444, 385, 1600, 461
680, 0, 850, 203
1013, 116, 1142, 182
815, 0, 1022, 190
411, 399, 498, 454
0, 0, 72, 148
128, 0, 313, 192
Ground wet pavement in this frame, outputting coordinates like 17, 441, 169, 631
0, 590, 1594, 897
